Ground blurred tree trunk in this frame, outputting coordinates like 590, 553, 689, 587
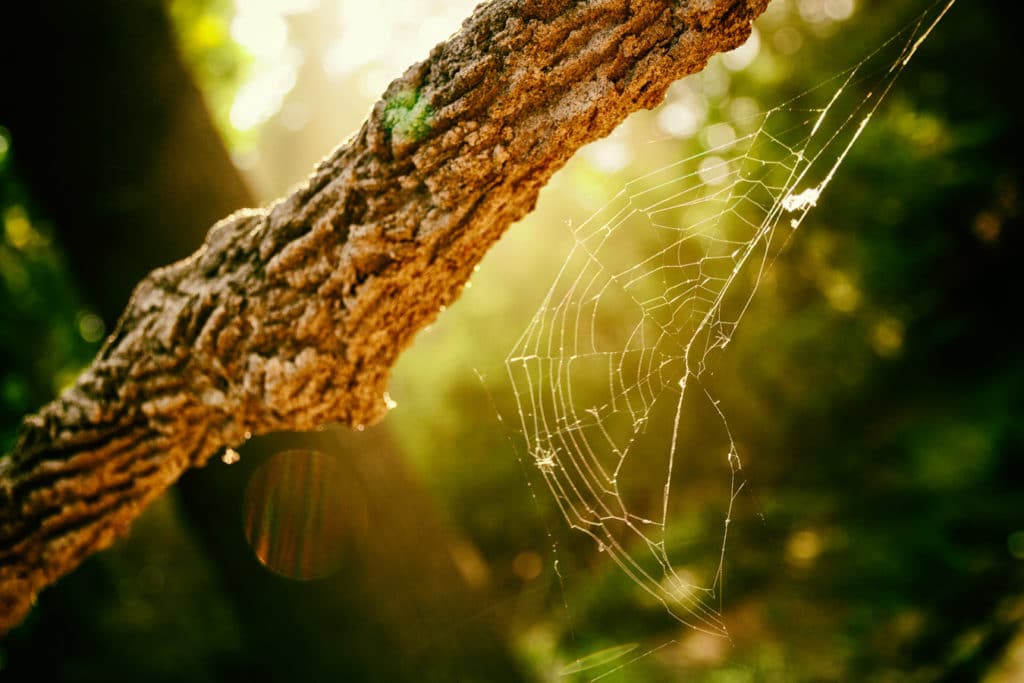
0, 0, 768, 636
0, 0, 249, 324
0, 1, 525, 680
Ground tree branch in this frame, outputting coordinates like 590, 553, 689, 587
0, 0, 769, 631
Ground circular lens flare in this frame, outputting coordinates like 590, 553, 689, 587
243, 449, 347, 580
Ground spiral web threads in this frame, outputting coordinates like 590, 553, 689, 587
505, 2, 955, 637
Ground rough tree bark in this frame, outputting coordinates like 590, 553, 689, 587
0, 0, 769, 630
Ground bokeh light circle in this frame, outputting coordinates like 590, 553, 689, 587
243, 449, 348, 581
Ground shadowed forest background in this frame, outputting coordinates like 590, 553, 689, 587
0, 0, 1021, 681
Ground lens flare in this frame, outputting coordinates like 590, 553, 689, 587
243, 449, 348, 580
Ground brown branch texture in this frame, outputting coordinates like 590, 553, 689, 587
0, 0, 769, 631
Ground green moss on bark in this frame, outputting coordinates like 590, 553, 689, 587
382, 88, 433, 143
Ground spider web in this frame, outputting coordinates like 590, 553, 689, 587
504, 1, 955, 638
